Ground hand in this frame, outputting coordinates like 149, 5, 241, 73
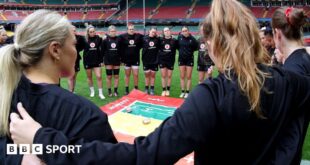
10, 102, 42, 145
207, 66, 213, 75
22, 155, 46, 165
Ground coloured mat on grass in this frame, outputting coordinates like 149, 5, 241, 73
101, 89, 194, 164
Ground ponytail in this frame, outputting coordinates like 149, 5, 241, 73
0, 9, 72, 136
0, 44, 22, 136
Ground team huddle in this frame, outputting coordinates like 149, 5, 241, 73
1, 0, 310, 164
70, 24, 214, 99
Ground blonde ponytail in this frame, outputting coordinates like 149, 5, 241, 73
0, 9, 71, 136
0, 44, 22, 136
203, 0, 270, 117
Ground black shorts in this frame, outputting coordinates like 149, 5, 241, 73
143, 64, 158, 71
124, 61, 140, 68
104, 61, 121, 66
104, 57, 121, 66
159, 63, 174, 70
178, 59, 194, 67
197, 65, 212, 72
74, 60, 80, 72
84, 63, 101, 69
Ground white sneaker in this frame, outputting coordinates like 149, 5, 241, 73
161, 91, 166, 96
165, 91, 170, 96
90, 91, 95, 97
179, 93, 185, 98
99, 94, 105, 99
184, 93, 189, 98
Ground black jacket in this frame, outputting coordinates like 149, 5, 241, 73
273, 48, 310, 165
142, 35, 160, 65
119, 33, 143, 63
101, 35, 121, 65
75, 34, 86, 62
284, 48, 310, 76
33, 65, 310, 165
177, 34, 198, 61
0, 75, 117, 165
197, 38, 213, 66
83, 35, 103, 65
158, 37, 178, 65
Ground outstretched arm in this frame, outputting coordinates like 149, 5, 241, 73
10, 84, 218, 165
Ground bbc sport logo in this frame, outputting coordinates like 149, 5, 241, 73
7, 144, 81, 155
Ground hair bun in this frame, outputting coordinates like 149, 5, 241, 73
289, 8, 307, 29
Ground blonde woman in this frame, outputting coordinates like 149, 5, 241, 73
0, 10, 116, 164
101, 25, 121, 97
9, 1, 310, 164
158, 27, 178, 96
83, 26, 105, 99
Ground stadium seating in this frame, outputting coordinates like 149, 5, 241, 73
47, 0, 64, 5
88, 0, 104, 4
108, 0, 119, 3
118, 0, 158, 20
0, 0, 309, 26
67, 0, 85, 5
85, 10, 102, 20
190, 6, 209, 19
152, 6, 188, 19
66, 11, 83, 20
24, 0, 43, 4
3, 10, 28, 21
251, 7, 265, 18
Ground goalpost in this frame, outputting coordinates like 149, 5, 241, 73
126, 0, 146, 35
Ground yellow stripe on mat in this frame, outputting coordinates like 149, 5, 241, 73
109, 112, 163, 137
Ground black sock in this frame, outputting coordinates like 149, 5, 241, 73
167, 86, 170, 91
145, 86, 149, 90
186, 90, 189, 93
108, 88, 111, 93
182, 90, 185, 93
114, 87, 118, 93
162, 87, 166, 91
134, 86, 138, 89
151, 86, 154, 90
125, 86, 129, 92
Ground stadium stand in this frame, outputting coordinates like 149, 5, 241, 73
0, 0, 309, 35
117, 0, 157, 20
46, 0, 62, 5
151, 0, 192, 19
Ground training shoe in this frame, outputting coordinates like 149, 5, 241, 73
99, 94, 106, 100
125, 91, 129, 95
145, 89, 149, 94
179, 93, 185, 98
184, 93, 189, 99
161, 91, 166, 96
165, 90, 170, 96
114, 92, 118, 97
150, 89, 155, 96
90, 91, 95, 97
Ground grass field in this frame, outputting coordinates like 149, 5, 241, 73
60, 52, 310, 160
